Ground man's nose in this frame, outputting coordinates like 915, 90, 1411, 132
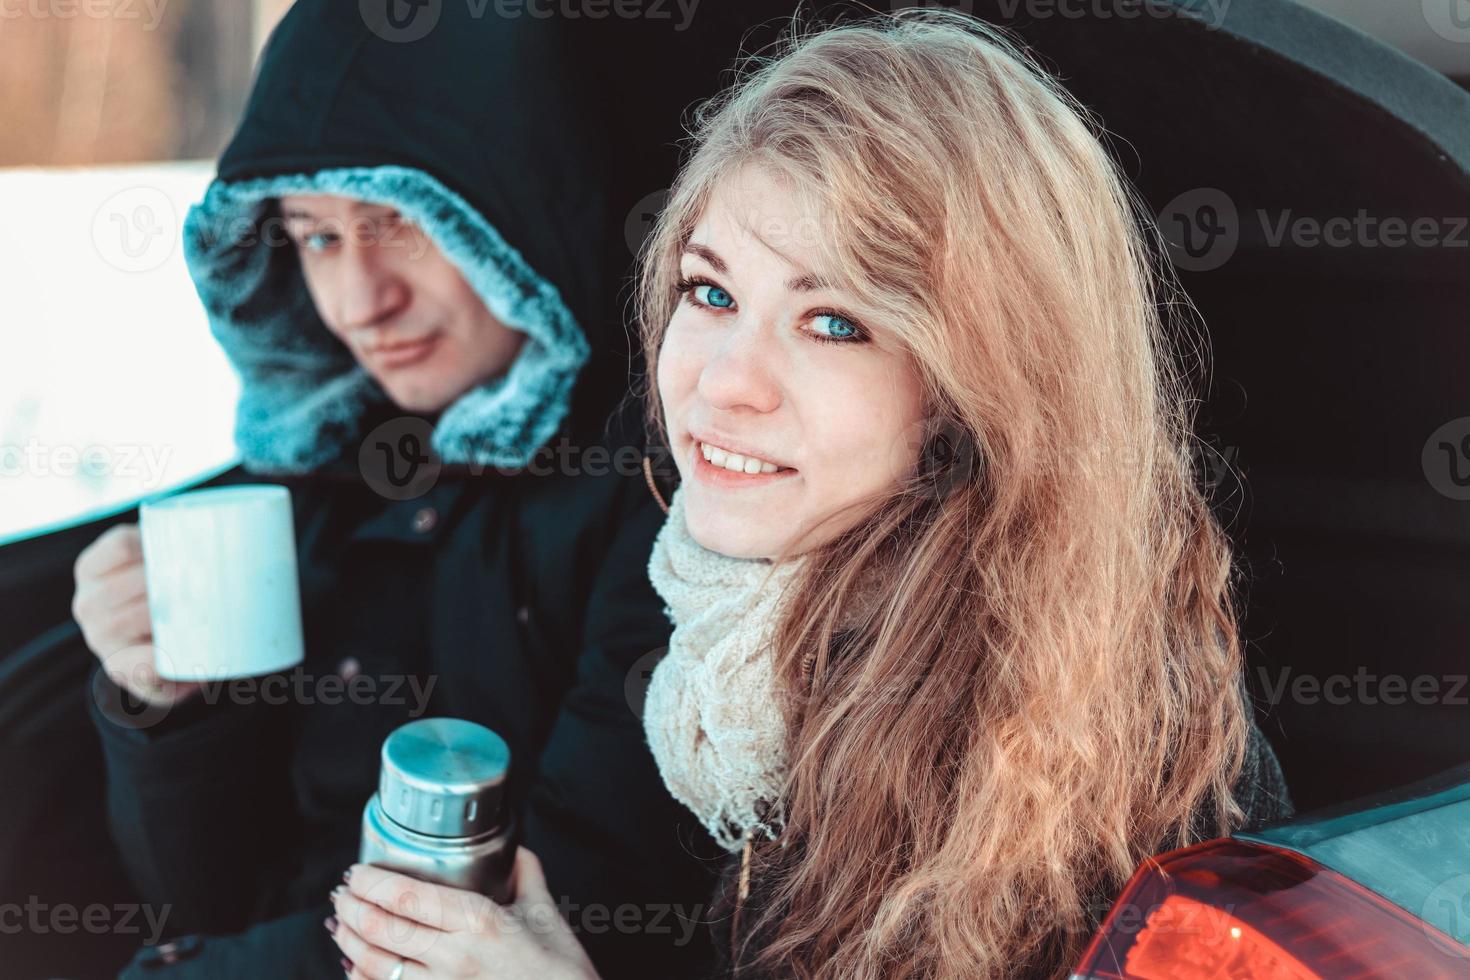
335, 243, 410, 329
696, 319, 783, 415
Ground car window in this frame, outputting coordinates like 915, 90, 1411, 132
0, 2, 293, 544
0, 163, 240, 544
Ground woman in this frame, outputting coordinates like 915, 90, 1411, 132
326, 10, 1292, 979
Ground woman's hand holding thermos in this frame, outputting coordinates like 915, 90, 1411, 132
334, 718, 599, 979
328, 849, 599, 980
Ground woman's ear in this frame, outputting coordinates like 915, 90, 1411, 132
917, 417, 982, 501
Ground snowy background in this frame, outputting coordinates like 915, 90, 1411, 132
0, 162, 240, 543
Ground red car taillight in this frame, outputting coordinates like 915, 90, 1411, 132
1071, 839, 1470, 979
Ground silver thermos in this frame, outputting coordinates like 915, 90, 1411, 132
359, 717, 518, 903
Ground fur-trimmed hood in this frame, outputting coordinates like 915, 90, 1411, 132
185, 1, 623, 473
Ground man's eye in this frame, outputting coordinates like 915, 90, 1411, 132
365, 215, 401, 240
694, 283, 734, 309
299, 232, 338, 253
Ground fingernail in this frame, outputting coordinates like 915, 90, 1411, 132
330, 884, 345, 899
341, 956, 354, 976
343, 866, 354, 883
324, 915, 338, 934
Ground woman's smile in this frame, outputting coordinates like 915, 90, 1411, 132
690, 436, 799, 489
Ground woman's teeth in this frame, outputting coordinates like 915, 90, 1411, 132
699, 441, 782, 475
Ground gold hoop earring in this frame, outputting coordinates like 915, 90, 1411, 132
642, 454, 670, 514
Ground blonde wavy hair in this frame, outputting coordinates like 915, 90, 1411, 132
636, 10, 1251, 979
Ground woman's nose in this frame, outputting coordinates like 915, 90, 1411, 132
696, 319, 783, 415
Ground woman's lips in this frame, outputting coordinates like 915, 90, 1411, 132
691, 439, 797, 488
370, 333, 441, 369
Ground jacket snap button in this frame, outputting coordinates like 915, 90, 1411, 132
143, 935, 202, 967
411, 507, 438, 534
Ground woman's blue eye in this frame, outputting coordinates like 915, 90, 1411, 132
695, 283, 734, 309
301, 232, 337, 252
811, 313, 859, 340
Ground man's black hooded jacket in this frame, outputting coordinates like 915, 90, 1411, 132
88, 3, 721, 976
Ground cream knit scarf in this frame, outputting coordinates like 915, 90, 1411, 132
643, 488, 806, 852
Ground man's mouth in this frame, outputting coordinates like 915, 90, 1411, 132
369, 332, 441, 369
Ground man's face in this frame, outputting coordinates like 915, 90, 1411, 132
279, 194, 525, 414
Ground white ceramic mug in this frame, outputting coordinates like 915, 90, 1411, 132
139, 484, 305, 682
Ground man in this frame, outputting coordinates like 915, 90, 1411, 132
69, 3, 719, 975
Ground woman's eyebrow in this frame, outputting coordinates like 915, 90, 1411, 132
682, 241, 833, 293
682, 241, 728, 274
785, 271, 830, 293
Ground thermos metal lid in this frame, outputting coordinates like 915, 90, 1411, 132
379, 717, 509, 838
